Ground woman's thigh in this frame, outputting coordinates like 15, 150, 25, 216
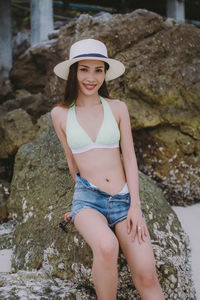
74, 208, 119, 255
114, 218, 157, 275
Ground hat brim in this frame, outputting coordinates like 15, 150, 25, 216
53, 57, 125, 81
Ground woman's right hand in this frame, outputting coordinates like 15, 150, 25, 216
64, 211, 72, 222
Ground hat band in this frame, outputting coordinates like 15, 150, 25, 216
73, 53, 107, 59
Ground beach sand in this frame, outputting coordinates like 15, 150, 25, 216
172, 203, 200, 300
0, 249, 12, 272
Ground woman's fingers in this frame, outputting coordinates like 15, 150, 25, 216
137, 224, 147, 244
127, 209, 147, 243
128, 218, 144, 243
127, 217, 137, 241
64, 211, 72, 222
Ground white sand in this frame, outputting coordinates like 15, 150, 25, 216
0, 249, 12, 272
172, 203, 200, 300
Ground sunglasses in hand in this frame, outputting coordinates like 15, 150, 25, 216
59, 219, 72, 233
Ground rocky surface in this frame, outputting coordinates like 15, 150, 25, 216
0, 77, 13, 103
9, 9, 200, 205
0, 181, 10, 224
12, 30, 30, 61
0, 90, 48, 122
10, 39, 59, 94
0, 220, 95, 300
7, 113, 196, 299
0, 109, 37, 159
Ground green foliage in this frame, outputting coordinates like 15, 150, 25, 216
11, 0, 30, 30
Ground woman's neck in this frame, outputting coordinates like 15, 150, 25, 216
75, 93, 101, 107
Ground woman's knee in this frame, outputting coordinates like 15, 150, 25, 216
94, 235, 119, 263
134, 269, 159, 289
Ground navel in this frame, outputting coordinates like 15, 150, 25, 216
105, 178, 110, 182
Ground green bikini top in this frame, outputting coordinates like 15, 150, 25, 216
66, 96, 120, 154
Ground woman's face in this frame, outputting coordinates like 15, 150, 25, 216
77, 60, 106, 97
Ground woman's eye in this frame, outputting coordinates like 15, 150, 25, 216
96, 69, 103, 72
80, 68, 87, 72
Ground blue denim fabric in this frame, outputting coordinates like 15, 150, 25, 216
71, 173, 131, 227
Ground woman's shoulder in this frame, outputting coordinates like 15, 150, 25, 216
50, 105, 69, 130
104, 98, 128, 122
50, 104, 69, 121
105, 98, 128, 113
51, 104, 68, 115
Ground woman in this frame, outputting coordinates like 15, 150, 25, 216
51, 38, 164, 300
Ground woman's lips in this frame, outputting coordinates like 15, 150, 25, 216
83, 83, 96, 90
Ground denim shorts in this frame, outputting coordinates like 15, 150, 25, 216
71, 173, 131, 228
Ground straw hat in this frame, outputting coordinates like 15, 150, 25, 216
53, 38, 125, 81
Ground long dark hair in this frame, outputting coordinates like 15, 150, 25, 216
59, 61, 111, 107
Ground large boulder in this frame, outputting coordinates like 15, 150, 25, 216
10, 39, 59, 94
0, 109, 37, 159
0, 90, 49, 122
8, 113, 196, 299
9, 10, 200, 205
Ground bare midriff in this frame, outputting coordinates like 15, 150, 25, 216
73, 148, 126, 196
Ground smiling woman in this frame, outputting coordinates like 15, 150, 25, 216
62, 60, 110, 107
77, 60, 105, 94
51, 38, 164, 300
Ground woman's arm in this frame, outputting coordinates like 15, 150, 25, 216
50, 106, 79, 181
118, 100, 147, 243
118, 101, 140, 207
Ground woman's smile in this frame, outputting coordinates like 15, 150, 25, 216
83, 83, 97, 90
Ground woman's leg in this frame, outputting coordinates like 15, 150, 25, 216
115, 219, 165, 300
74, 208, 119, 300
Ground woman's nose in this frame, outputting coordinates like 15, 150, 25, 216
86, 71, 96, 81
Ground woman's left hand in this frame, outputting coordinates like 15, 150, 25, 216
127, 206, 148, 244
64, 211, 72, 222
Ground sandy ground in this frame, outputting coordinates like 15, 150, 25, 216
172, 203, 200, 300
0, 249, 12, 272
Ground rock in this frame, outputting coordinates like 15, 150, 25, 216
0, 76, 13, 104
0, 99, 20, 116
48, 29, 60, 40
0, 156, 15, 183
12, 30, 30, 61
0, 89, 49, 122
0, 109, 37, 158
9, 9, 200, 204
134, 126, 200, 205
14, 89, 31, 99
15, 92, 49, 122
0, 267, 95, 299
8, 113, 196, 299
10, 39, 59, 94
0, 180, 10, 223
0, 90, 32, 117
0, 219, 15, 250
